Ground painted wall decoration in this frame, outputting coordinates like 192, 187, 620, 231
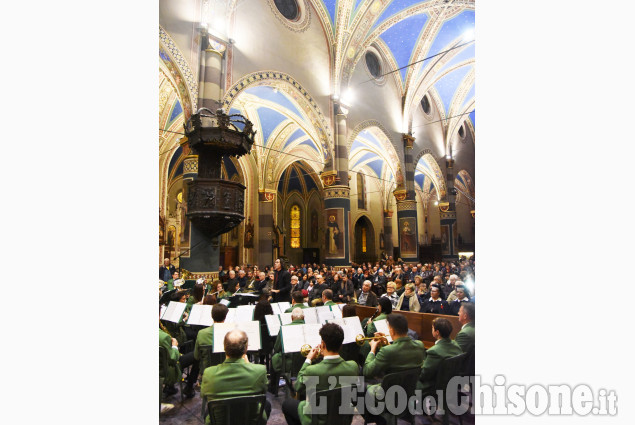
399, 217, 417, 257
325, 208, 345, 259
311, 210, 318, 243
244, 217, 254, 248
379, 229, 385, 250
441, 225, 449, 253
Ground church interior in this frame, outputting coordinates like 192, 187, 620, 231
159, 0, 476, 423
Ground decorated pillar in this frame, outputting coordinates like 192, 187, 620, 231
198, 31, 226, 111
392, 134, 419, 263
258, 190, 276, 267
322, 102, 350, 266
383, 209, 394, 256
439, 157, 458, 259
178, 150, 221, 272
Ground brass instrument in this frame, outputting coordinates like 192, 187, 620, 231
355, 333, 389, 347
300, 344, 323, 358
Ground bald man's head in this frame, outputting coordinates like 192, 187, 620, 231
224, 329, 248, 358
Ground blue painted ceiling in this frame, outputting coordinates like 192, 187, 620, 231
244, 86, 303, 117
379, 14, 428, 82
256, 107, 288, 145
277, 162, 321, 196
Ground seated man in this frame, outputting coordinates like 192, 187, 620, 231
201, 329, 270, 425
285, 290, 309, 312
417, 318, 463, 393
282, 323, 359, 425
194, 304, 229, 372
271, 307, 306, 391
356, 280, 378, 307
253, 271, 269, 292
160, 325, 198, 398
363, 314, 425, 401
310, 275, 329, 306
454, 302, 475, 353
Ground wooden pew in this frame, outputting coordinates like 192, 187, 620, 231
354, 305, 462, 349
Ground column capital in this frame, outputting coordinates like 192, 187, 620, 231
324, 186, 350, 199
396, 200, 417, 212
183, 155, 199, 176
383, 209, 393, 218
320, 170, 339, 187
258, 189, 276, 202
403, 133, 415, 149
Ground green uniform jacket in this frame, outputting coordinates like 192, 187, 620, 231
324, 300, 337, 307
166, 279, 174, 291
201, 357, 268, 425
194, 324, 214, 369
363, 336, 425, 379
284, 303, 310, 313
454, 322, 475, 353
294, 356, 359, 425
365, 312, 388, 337
272, 319, 305, 372
159, 329, 181, 385
417, 338, 463, 394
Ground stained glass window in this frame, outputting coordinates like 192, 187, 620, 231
290, 205, 300, 248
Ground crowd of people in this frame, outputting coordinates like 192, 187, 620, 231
158, 255, 475, 422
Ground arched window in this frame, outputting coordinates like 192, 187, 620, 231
357, 173, 366, 209
290, 205, 301, 248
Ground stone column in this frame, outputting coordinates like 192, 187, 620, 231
321, 101, 351, 267
178, 152, 221, 272
393, 134, 419, 263
257, 190, 276, 266
198, 33, 226, 111
383, 209, 394, 256
439, 157, 458, 259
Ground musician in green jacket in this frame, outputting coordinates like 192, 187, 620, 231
201, 329, 270, 425
282, 323, 359, 425
322, 289, 337, 306
363, 313, 426, 401
455, 302, 475, 353
159, 328, 181, 387
271, 307, 305, 378
360, 297, 393, 358
284, 291, 310, 312
193, 304, 229, 371
417, 317, 463, 394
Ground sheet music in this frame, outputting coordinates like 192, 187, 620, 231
265, 314, 281, 337
270, 303, 283, 315
160, 304, 167, 319
219, 299, 230, 306
304, 323, 322, 347
326, 317, 363, 344
212, 321, 262, 352
235, 305, 255, 322
161, 301, 187, 323
279, 313, 292, 325
281, 324, 305, 353
302, 307, 319, 325
224, 308, 237, 323
331, 306, 343, 319
343, 316, 364, 342
317, 309, 334, 324
316, 305, 331, 316
278, 302, 291, 312
187, 304, 213, 326
372, 319, 393, 342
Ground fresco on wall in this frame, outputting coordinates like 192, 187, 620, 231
325, 208, 345, 259
399, 217, 417, 257
441, 225, 449, 253
311, 210, 318, 243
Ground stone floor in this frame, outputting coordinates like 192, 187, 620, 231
159, 382, 475, 425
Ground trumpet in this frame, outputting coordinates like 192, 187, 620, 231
355, 333, 389, 347
300, 344, 323, 358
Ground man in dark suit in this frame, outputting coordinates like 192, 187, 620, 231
159, 258, 176, 282
355, 280, 378, 307
201, 329, 270, 424
272, 258, 292, 303
334, 273, 354, 303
